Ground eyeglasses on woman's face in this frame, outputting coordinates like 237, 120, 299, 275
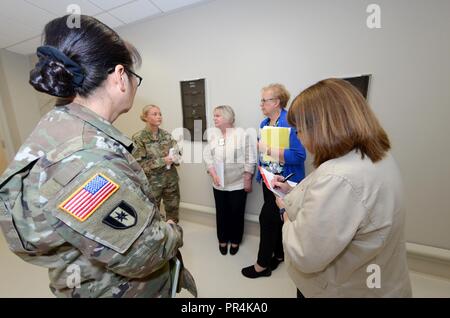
126, 68, 143, 87
260, 97, 279, 105
107, 66, 143, 87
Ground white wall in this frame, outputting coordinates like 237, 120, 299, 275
0, 90, 15, 162
0, 49, 41, 150
0, 93, 13, 173
113, 0, 450, 250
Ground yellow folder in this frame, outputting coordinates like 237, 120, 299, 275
260, 126, 290, 162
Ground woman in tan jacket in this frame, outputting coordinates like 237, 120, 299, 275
272, 78, 412, 297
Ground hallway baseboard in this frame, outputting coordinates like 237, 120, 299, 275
407, 243, 450, 280
180, 202, 450, 280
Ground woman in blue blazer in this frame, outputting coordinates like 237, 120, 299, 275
242, 83, 306, 278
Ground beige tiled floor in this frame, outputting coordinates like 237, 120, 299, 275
1, 219, 449, 298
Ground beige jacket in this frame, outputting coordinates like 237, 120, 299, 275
282, 150, 412, 297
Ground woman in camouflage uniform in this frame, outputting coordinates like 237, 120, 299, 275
132, 105, 181, 223
0, 15, 195, 298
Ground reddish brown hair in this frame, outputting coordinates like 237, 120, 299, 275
288, 78, 390, 167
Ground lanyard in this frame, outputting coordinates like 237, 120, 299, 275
267, 116, 280, 127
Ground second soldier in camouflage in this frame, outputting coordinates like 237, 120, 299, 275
132, 105, 182, 223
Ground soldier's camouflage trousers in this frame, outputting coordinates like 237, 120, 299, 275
147, 168, 180, 223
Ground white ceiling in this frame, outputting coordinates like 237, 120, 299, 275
0, 0, 212, 55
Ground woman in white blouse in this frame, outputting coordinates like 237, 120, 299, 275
204, 105, 257, 255
272, 79, 412, 297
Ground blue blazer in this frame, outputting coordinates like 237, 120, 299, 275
256, 108, 306, 183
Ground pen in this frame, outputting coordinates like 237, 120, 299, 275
282, 172, 295, 183
273, 172, 295, 190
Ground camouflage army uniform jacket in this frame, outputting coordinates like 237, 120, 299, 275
132, 128, 180, 180
0, 103, 196, 298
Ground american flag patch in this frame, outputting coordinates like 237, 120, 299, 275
59, 173, 120, 222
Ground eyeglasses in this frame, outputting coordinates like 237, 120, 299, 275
260, 97, 278, 104
107, 67, 143, 87
126, 68, 143, 87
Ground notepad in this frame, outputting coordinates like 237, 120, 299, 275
260, 126, 290, 162
259, 166, 297, 198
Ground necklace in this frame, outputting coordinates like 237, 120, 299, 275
269, 117, 280, 127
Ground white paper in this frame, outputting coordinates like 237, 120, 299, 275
214, 161, 225, 188
167, 148, 175, 170
260, 166, 297, 198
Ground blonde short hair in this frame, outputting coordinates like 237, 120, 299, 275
262, 83, 291, 108
288, 78, 390, 167
214, 105, 235, 125
140, 104, 159, 122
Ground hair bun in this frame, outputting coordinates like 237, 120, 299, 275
29, 58, 76, 97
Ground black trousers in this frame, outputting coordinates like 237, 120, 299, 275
213, 188, 248, 244
257, 183, 284, 268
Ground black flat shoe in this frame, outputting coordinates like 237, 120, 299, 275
229, 245, 239, 255
241, 265, 271, 279
270, 257, 284, 270
219, 244, 228, 255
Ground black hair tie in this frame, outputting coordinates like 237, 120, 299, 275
36, 45, 85, 87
